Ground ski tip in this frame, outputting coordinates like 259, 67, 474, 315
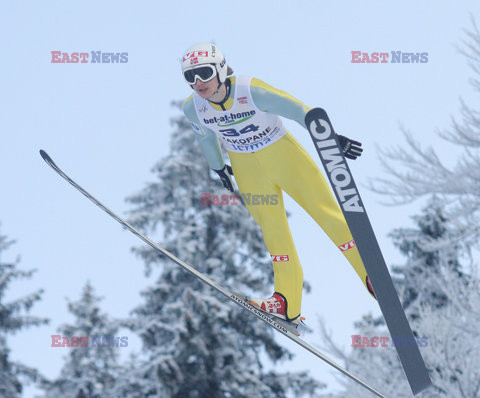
304, 107, 328, 126
39, 149, 50, 162
39, 150, 57, 168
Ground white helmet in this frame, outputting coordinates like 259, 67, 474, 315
181, 42, 229, 85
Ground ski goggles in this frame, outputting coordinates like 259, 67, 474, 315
183, 64, 217, 85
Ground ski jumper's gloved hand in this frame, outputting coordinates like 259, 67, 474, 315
213, 165, 235, 192
337, 135, 363, 160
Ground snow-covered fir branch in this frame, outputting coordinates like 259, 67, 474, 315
0, 228, 48, 398
368, 21, 480, 249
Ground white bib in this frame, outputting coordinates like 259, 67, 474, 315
193, 76, 287, 153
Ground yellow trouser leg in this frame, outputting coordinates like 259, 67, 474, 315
251, 133, 371, 294
229, 151, 303, 320
228, 132, 373, 321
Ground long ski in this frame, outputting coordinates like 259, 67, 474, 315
305, 108, 432, 396
39, 149, 385, 398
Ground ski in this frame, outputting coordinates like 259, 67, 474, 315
305, 108, 432, 396
39, 149, 385, 398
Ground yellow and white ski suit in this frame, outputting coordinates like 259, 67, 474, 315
184, 75, 371, 320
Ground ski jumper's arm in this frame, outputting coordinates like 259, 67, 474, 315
250, 79, 362, 160
249, 78, 310, 128
183, 95, 226, 170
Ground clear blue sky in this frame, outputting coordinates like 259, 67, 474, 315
1, 1, 479, 396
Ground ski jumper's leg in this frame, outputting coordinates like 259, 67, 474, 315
228, 150, 303, 321
253, 133, 373, 297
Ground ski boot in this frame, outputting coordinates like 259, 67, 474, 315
249, 293, 306, 332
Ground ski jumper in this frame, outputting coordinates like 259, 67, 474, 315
184, 75, 371, 320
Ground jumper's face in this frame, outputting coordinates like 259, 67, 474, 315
191, 76, 219, 99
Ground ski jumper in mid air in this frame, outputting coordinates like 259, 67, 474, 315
182, 42, 375, 325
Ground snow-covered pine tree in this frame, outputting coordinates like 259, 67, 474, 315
389, 196, 468, 321
368, 20, 480, 250
319, 198, 480, 398
41, 282, 122, 398
119, 101, 324, 397
0, 228, 48, 398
